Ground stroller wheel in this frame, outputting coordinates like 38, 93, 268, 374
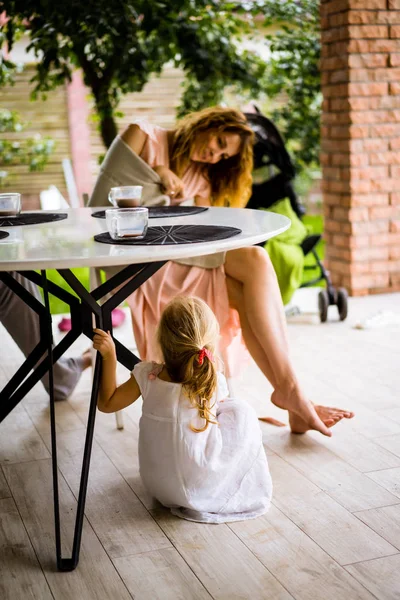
318, 289, 329, 323
337, 287, 348, 321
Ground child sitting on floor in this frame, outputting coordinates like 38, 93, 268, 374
93, 296, 272, 523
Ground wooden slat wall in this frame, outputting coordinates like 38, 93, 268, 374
90, 66, 184, 180
0, 67, 70, 209
0, 65, 185, 207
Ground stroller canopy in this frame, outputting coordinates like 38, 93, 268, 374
244, 111, 296, 179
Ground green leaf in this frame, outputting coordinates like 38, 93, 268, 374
0, 0, 320, 167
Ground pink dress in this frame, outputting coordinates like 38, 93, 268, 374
127, 121, 249, 377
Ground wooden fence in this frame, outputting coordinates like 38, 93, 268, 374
89, 66, 184, 180
0, 65, 184, 208
0, 66, 70, 209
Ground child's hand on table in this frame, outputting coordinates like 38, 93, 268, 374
93, 329, 116, 361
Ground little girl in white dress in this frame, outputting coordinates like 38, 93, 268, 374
93, 296, 272, 523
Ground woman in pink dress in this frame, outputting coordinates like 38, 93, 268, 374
90, 106, 354, 436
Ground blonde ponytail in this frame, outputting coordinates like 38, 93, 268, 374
157, 296, 220, 432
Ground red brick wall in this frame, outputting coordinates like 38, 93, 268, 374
321, 0, 400, 295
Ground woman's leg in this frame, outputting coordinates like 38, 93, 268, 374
226, 275, 279, 387
224, 248, 354, 436
226, 275, 352, 430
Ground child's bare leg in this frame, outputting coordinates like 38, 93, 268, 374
224, 252, 354, 436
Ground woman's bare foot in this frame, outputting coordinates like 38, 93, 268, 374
289, 405, 354, 434
258, 405, 354, 430
271, 387, 339, 437
314, 405, 354, 423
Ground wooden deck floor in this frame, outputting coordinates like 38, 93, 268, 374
1, 292, 400, 599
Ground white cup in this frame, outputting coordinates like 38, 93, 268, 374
105, 207, 148, 240
108, 186, 143, 208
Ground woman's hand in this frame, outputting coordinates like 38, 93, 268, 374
93, 329, 116, 361
153, 165, 185, 200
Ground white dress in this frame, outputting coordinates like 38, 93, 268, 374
133, 361, 272, 523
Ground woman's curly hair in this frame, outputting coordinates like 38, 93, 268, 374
170, 106, 254, 208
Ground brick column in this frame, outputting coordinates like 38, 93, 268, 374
66, 70, 93, 203
321, 0, 400, 295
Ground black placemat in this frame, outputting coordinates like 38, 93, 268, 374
0, 212, 68, 227
94, 224, 241, 245
0, 231, 9, 240
92, 206, 209, 219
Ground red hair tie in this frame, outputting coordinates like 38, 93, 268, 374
197, 347, 214, 366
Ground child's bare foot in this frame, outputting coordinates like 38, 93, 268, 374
289, 405, 354, 434
271, 386, 344, 437
82, 349, 92, 370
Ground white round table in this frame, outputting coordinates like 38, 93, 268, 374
0, 206, 290, 270
0, 206, 290, 571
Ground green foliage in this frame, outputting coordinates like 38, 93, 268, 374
260, 0, 321, 171
1, 0, 321, 168
0, 25, 22, 86
293, 163, 322, 208
0, 109, 54, 187
1, 1, 268, 148
176, 4, 267, 116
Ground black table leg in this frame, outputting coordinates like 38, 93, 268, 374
17, 261, 166, 571
0, 271, 81, 422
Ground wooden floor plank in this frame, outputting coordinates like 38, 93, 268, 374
1, 295, 399, 599
283, 328, 399, 413
354, 504, 400, 551
317, 350, 399, 407
308, 428, 400, 473
0, 467, 11, 499
0, 410, 50, 465
24, 400, 85, 436
366, 467, 400, 500
152, 509, 294, 600
378, 408, 400, 425
113, 547, 213, 600
269, 454, 397, 565
265, 430, 400, 512
345, 554, 400, 600
229, 504, 376, 600
0, 497, 53, 600
374, 434, 400, 459
46, 429, 172, 558
3, 460, 132, 600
